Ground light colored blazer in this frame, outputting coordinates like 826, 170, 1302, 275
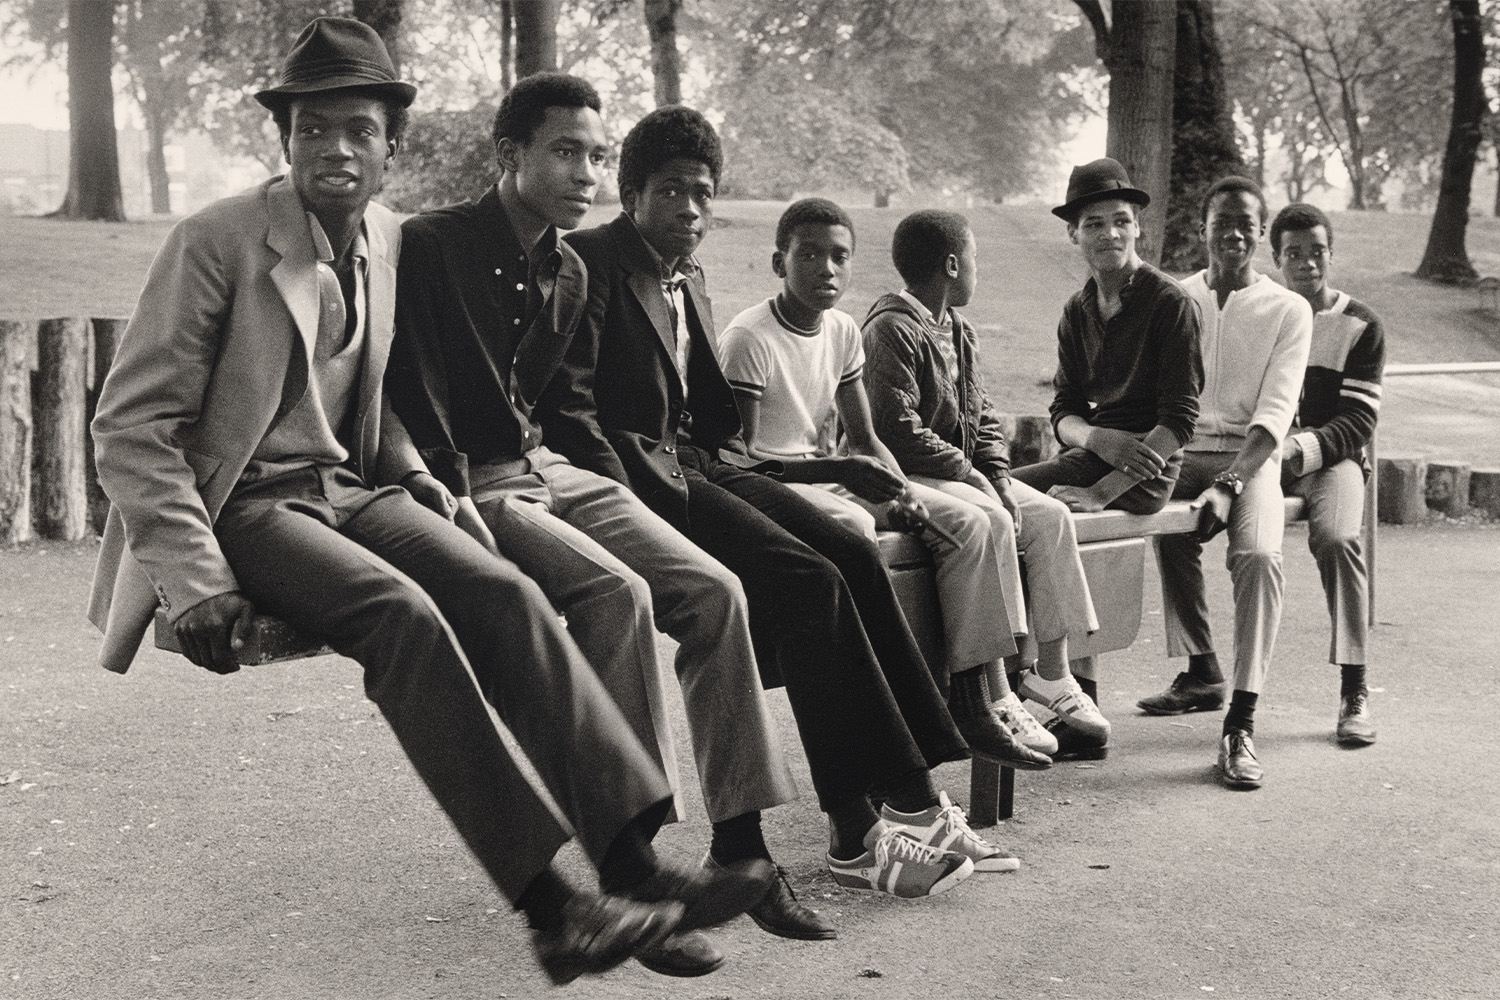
88, 177, 422, 674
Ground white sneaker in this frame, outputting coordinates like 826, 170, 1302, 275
881, 792, 1020, 873
994, 691, 1058, 755
1019, 670, 1111, 742
827, 820, 975, 897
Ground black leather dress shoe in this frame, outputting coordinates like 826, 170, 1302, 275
955, 707, 1053, 770
636, 929, 725, 977
1044, 716, 1109, 761
625, 856, 775, 931
531, 892, 683, 986
705, 855, 836, 940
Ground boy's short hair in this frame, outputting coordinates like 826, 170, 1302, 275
775, 198, 856, 252
891, 210, 970, 286
1269, 202, 1333, 254
272, 92, 410, 146
491, 72, 601, 147
1200, 176, 1268, 224
618, 105, 722, 197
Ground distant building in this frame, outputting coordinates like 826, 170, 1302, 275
0, 122, 267, 218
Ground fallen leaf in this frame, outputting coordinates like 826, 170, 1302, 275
424, 915, 449, 923
858, 969, 882, 978
1087, 864, 1110, 870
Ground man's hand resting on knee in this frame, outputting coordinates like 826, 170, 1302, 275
175, 592, 256, 674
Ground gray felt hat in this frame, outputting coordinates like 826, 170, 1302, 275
255, 17, 416, 111
1053, 158, 1150, 220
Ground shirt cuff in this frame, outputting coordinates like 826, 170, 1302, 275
1290, 431, 1323, 475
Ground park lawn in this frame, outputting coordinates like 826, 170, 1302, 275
3, 198, 1500, 420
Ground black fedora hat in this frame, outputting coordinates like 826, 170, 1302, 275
1052, 158, 1150, 220
255, 17, 416, 111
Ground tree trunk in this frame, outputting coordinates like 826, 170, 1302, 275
0, 320, 34, 544
644, 0, 684, 107
1416, 0, 1485, 284
1493, 144, 1500, 217
352, 0, 404, 74
1104, 0, 1176, 267
1161, 0, 1245, 273
144, 103, 171, 215
514, 0, 560, 79
53, 0, 126, 222
33, 318, 90, 541
500, 0, 514, 92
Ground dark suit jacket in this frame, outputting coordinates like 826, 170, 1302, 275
389, 186, 587, 496
540, 213, 760, 522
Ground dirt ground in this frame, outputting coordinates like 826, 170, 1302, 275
3, 519, 1497, 1000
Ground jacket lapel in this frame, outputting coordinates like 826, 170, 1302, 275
355, 204, 399, 477
265, 179, 320, 373
611, 215, 680, 366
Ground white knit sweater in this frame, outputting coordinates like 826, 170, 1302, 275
1180, 270, 1312, 453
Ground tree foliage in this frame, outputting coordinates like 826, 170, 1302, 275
705, 0, 1090, 203
1229, 0, 1453, 210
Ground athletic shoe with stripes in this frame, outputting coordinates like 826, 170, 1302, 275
826, 820, 974, 898
1020, 670, 1111, 742
995, 690, 1059, 755
881, 791, 1020, 873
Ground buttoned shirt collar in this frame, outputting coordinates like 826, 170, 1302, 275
307, 211, 368, 270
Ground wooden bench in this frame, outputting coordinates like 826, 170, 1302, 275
154, 496, 1312, 829
881, 495, 1309, 827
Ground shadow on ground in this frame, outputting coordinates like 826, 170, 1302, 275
2, 521, 1497, 999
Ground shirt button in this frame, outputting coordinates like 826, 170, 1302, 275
670, 471, 683, 479
494, 268, 502, 275
513, 318, 522, 326
664, 445, 676, 454
515, 283, 525, 292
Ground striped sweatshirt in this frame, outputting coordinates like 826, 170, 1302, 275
1180, 270, 1312, 453
1287, 291, 1385, 473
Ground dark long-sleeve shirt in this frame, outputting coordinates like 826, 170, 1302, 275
387, 186, 585, 497
1288, 291, 1385, 473
1050, 262, 1203, 449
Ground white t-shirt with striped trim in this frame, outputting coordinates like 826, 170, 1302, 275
718, 298, 865, 460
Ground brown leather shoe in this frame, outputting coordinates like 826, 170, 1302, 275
623, 856, 775, 931
706, 856, 837, 940
531, 892, 683, 986
1138, 672, 1226, 715
636, 929, 725, 977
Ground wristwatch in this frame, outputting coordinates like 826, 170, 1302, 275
1211, 471, 1244, 496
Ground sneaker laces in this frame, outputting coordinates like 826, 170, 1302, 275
933, 799, 995, 853
876, 827, 951, 868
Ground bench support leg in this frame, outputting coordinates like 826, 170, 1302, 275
968, 760, 1015, 828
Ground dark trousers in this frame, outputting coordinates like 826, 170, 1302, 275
662, 447, 967, 810
215, 466, 671, 902
1013, 446, 1183, 515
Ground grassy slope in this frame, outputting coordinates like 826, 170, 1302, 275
4, 201, 1499, 458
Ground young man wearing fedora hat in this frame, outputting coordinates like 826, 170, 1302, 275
1010, 157, 1204, 756
1012, 157, 1203, 518
89, 17, 769, 987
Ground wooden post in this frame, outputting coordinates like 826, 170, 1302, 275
0, 319, 34, 543
86, 318, 127, 535
33, 317, 90, 540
